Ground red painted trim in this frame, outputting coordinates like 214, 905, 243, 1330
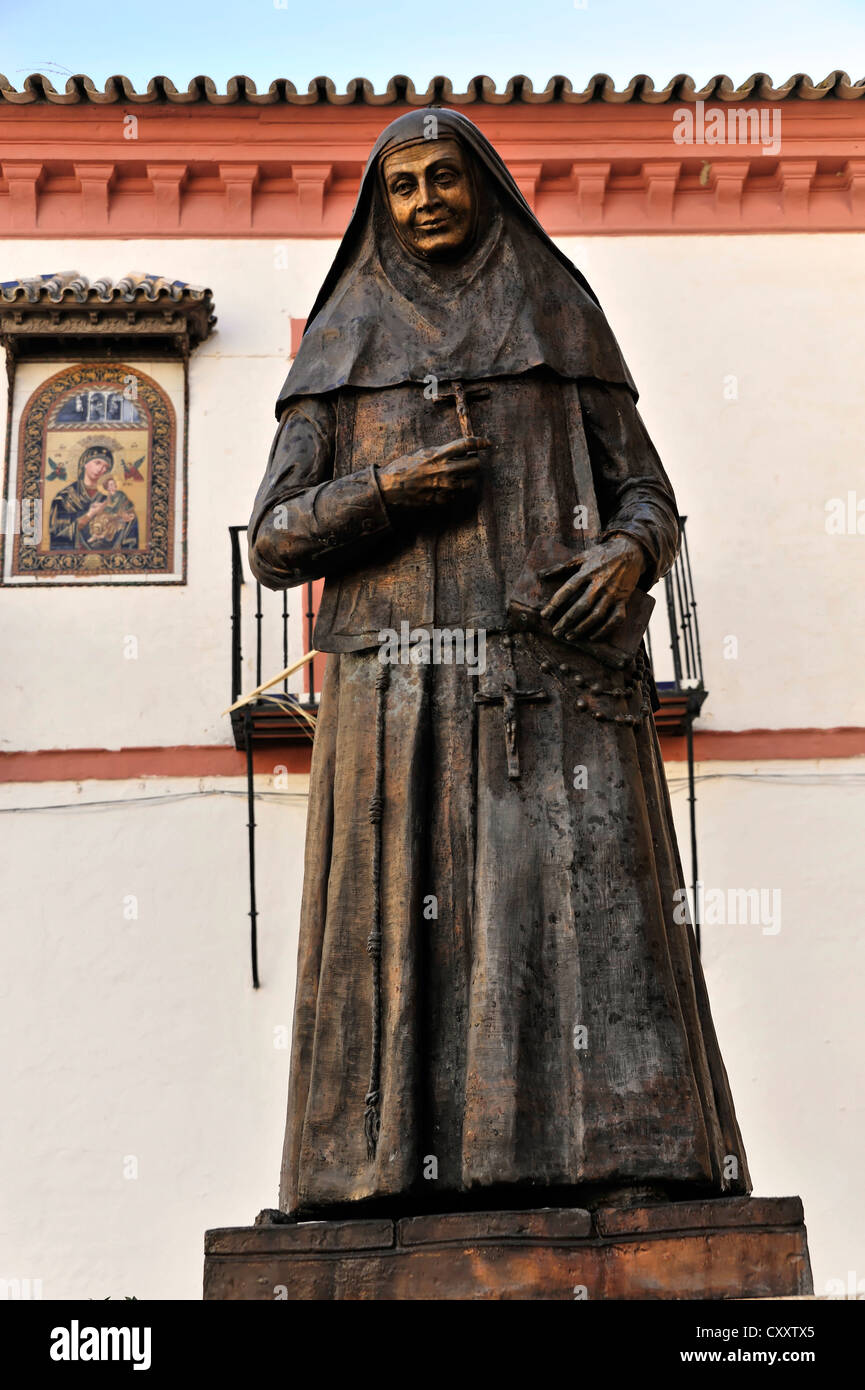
659, 727, 865, 762
1, 728, 864, 783
0, 744, 314, 782
2, 102, 865, 237
289, 317, 306, 355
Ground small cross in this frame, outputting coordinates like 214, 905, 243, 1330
474, 669, 548, 779
432, 379, 490, 445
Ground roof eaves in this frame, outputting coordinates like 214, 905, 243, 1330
1, 70, 863, 106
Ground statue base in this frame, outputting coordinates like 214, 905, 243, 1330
204, 1195, 812, 1300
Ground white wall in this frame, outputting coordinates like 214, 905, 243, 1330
0, 774, 309, 1301
2, 234, 864, 746
2, 232, 864, 1300
0, 238, 339, 752
0, 759, 861, 1298
570, 233, 865, 733
667, 757, 865, 1297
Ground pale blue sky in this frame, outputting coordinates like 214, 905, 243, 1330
0, 0, 863, 92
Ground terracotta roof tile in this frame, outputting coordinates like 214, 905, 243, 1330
0, 71, 863, 106
0, 271, 210, 303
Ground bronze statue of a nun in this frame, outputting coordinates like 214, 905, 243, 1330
249, 109, 750, 1216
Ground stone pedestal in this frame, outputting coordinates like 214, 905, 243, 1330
204, 1196, 812, 1300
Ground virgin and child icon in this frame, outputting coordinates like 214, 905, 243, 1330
48, 438, 139, 553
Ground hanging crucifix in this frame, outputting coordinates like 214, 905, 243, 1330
473, 656, 548, 779
432, 378, 489, 442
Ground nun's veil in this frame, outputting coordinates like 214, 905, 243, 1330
275, 108, 636, 416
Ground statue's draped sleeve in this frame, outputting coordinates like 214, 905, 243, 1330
580, 380, 681, 588
248, 394, 393, 588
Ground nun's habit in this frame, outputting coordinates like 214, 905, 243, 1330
249, 109, 750, 1215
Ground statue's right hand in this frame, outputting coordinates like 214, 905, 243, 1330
376, 436, 491, 512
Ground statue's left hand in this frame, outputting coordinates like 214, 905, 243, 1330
540, 534, 645, 644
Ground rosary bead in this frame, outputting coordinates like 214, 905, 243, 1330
558, 663, 570, 676
575, 697, 587, 711
590, 681, 603, 694
572, 674, 586, 687
540, 659, 552, 673
501, 635, 512, 648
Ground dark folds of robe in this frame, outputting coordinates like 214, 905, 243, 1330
249, 109, 751, 1214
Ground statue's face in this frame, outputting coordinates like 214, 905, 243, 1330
381, 139, 476, 261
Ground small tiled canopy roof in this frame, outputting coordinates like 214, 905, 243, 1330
0, 272, 210, 304
0, 272, 216, 351
0, 71, 863, 105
